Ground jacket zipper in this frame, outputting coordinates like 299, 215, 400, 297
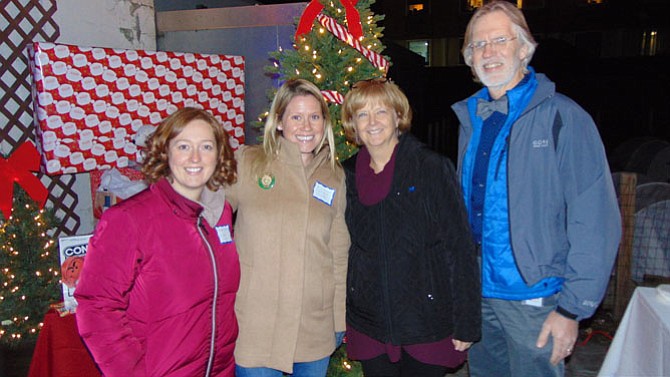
197, 216, 219, 377
504, 132, 517, 271
494, 135, 510, 180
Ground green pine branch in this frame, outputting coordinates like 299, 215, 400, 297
327, 343, 363, 376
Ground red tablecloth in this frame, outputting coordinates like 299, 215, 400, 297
28, 309, 101, 377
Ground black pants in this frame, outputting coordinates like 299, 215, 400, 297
360, 349, 449, 377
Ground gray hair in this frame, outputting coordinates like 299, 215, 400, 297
462, 1, 537, 72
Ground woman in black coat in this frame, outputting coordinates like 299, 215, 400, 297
340, 78, 481, 377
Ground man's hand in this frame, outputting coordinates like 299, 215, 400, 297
452, 339, 473, 352
536, 310, 578, 365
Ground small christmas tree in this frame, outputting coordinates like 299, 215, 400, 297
262, 0, 391, 161
0, 184, 61, 347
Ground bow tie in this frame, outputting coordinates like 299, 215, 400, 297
476, 96, 509, 120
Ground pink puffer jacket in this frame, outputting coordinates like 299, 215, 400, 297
75, 178, 239, 376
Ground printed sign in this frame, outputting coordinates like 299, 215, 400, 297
58, 234, 93, 313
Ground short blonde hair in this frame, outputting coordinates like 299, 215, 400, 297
341, 78, 412, 145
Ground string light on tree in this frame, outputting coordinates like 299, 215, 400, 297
0, 185, 61, 347
326, 337, 362, 376
260, 0, 390, 162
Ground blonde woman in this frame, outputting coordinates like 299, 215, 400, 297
226, 79, 350, 376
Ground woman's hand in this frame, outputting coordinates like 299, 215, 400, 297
452, 339, 473, 352
335, 331, 346, 348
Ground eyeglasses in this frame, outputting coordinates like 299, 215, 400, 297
350, 77, 390, 89
467, 36, 518, 52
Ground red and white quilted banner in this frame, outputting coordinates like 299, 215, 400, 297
28, 42, 245, 175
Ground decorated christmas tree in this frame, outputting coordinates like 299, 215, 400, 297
262, 0, 391, 161
0, 185, 61, 347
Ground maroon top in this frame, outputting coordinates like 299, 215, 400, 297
355, 145, 397, 206
348, 145, 468, 368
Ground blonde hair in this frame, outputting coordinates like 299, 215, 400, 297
142, 107, 237, 190
341, 78, 412, 145
255, 79, 337, 173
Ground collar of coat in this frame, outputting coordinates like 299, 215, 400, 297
155, 178, 207, 222
277, 136, 331, 177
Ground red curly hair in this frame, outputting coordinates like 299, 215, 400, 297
141, 107, 237, 190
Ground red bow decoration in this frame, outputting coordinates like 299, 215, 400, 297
296, 0, 363, 40
0, 142, 49, 219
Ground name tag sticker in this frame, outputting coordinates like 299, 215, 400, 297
313, 181, 335, 206
215, 225, 233, 244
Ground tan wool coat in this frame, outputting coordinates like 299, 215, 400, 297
226, 139, 350, 373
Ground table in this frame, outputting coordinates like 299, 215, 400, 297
598, 287, 670, 376
28, 309, 101, 377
